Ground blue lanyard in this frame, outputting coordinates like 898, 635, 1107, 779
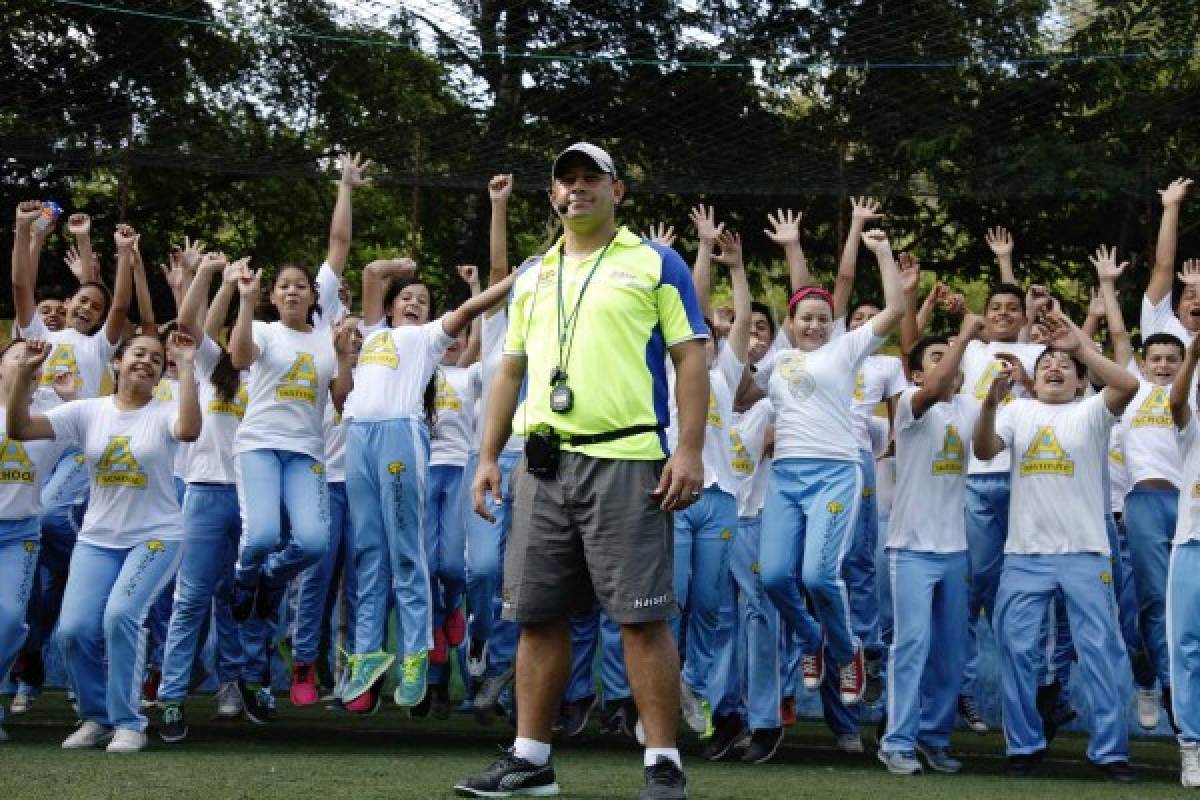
555, 236, 615, 377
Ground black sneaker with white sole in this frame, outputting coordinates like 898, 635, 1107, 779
740, 726, 784, 765
453, 748, 559, 797
640, 757, 687, 800
239, 681, 275, 725
702, 713, 746, 761
158, 703, 188, 744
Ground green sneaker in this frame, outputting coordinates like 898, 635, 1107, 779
699, 698, 715, 739
342, 651, 395, 704
394, 651, 429, 708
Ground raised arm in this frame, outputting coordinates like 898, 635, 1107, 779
688, 205, 722, 322
912, 314, 984, 417
11, 201, 41, 329
1149, 177, 1193, 306
66, 213, 97, 283
972, 368, 1013, 461
442, 272, 517, 339
205, 259, 241, 342
361, 258, 416, 327
130, 241, 156, 331
711, 230, 751, 363
104, 224, 136, 346
764, 208, 808, 294
642, 223, 677, 248
1173, 327, 1200, 429
486, 174, 513, 318
1046, 311, 1138, 414
331, 317, 360, 413
834, 197, 883, 319
6, 340, 56, 441
326, 152, 372, 276
861, 230, 907, 338
985, 226, 1017, 286
178, 252, 227, 339
1091, 244, 1133, 369
456, 264, 483, 367
898, 253, 924, 356
229, 262, 262, 370
168, 332, 202, 442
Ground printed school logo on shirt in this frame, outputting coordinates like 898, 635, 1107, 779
932, 425, 965, 475
358, 331, 399, 369
707, 392, 724, 428
209, 385, 249, 418
435, 371, 462, 412
972, 360, 1016, 404
0, 437, 36, 484
96, 436, 148, 488
154, 380, 173, 402
1020, 426, 1074, 477
853, 369, 865, 402
275, 353, 319, 403
777, 353, 816, 401
39, 344, 79, 386
729, 429, 753, 475
1130, 385, 1173, 428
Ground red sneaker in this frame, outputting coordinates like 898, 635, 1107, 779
801, 645, 824, 691
142, 668, 161, 706
344, 683, 381, 715
838, 644, 866, 706
444, 607, 466, 648
430, 627, 449, 666
781, 696, 797, 728
290, 662, 319, 707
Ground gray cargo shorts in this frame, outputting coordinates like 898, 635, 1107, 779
501, 452, 677, 625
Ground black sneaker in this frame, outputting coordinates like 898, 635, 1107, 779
1036, 681, 1063, 743
702, 713, 746, 761
599, 698, 639, 739
255, 577, 285, 620
863, 650, 884, 706
740, 727, 784, 765
1093, 760, 1136, 784
958, 694, 987, 734
1005, 750, 1045, 778
453, 747, 559, 797
1164, 686, 1181, 733
641, 756, 687, 800
474, 665, 515, 725
13, 649, 45, 691
158, 702, 188, 743
557, 695, 597, 740
231, 580, 257, 623
239, 681, 275, 725
431, 681, 452, 721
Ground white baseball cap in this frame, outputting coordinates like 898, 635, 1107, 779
551, 142, 618, 180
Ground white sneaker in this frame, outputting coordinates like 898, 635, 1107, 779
1137, 688, 1161, 731
106, 728, 147, 753
1182, 743, 1200, 788
9, 693, 34, 714
216, 680, 244, 718
62, 721, 114, 750
836, 733, 864, 753
466, 639, 488, 680
679, 677, 706, 734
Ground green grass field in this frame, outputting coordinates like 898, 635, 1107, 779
0, 694, 1194, 799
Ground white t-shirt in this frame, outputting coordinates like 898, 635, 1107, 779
234, 320, 336, 462
668, 344, 745, 496
324, 403, 346, 483
315, 262, 346, 330
1119, 379, 1184, 487
343, 317, 454, 423
46, 396, 183, 547
1174, 418, 1200, 545
732, 398, 774, 518
475, 310, 524, 455
888, 389, 980, 552
1141, 292, 1196, 346
1108, 427, 1131, 514
185, 336, 246, 485
995, 394, 1115, 556
431, 365, 477, 467
960, 339, 1044, 475
756, 322, 886, 463
852, 354, 907, 452
17, 315, 117, 399
0, 389, 67, 521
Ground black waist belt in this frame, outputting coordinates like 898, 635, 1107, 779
560, 424, 662, 446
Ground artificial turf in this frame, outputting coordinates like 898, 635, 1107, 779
0, 693, 1190, 799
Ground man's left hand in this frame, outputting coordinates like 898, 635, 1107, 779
653, 447, 704, 512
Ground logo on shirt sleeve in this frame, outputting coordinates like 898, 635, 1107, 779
96, 436, 147, 488
1019, 427, 1073, 477
932, 424, 965, 475
435, 372, 462, 412
1131, 386, 1173, 429
0, 437, 36, 484
358, 331, 398, 369
39, 344, 79, 387
275, 353, 318, 403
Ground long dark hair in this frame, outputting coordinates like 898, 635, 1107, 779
74, 281, 112, 335
424, 369, 438, 434
210, 350, 241, 404
111, 333, 166, 392
383, 278, 437, 327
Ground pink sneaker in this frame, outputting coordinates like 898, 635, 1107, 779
444, 607, 466, 648
290, 662, 319, 707
431, 627, 449, 666
344, 683, 380, 715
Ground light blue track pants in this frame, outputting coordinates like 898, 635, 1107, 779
293, 481, 355, 665
962, 472, 1011, 698
995, 554, 1130, 763
0, 519, 41, 725
347, 419, 431, 658
726, 516, 782, 730
760, 458, 860, 665
1168, 542, 1200, 743
847, 450, 881, 655
675, 487, 737, 701
1124, 486, 1177, 689
425, 465, 467, 631
57, 540, 182, 732
235, 448, 330, 588
881, 549, 968, 754
464, 450, 520, 678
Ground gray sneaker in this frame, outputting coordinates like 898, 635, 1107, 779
877, 748, 922, 775
473, 665, 514, 724
917, 743, 963, 773
215, 680, 244, 718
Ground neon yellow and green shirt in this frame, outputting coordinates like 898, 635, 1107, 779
504, 226, 708, 460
